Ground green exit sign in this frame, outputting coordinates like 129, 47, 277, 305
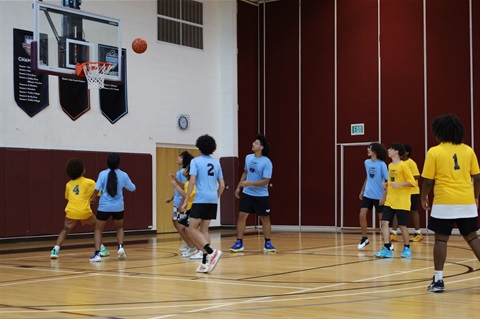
351, 123, 364, 135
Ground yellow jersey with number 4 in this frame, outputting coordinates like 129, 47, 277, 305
65, 176, 95, 220
422, 142, 480, 205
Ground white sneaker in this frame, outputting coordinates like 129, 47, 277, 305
178, 242, 189, 252
195, 263, 209, 273
357, 238, 369, 250
190, 250, 204, 260
206, 249, 222, 273
181, 247, 199, 258
89, 254, 102, 262
118, 247, 126, 260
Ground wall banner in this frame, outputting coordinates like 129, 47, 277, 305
98, 45, 128, 124
13, 28, 49, 117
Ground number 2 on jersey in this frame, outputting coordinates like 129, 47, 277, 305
207, 163, 214, 176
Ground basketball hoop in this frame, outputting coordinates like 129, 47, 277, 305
76, 62, 114, 89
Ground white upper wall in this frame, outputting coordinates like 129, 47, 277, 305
0, 0, 238, 157
0, 0, 238, 228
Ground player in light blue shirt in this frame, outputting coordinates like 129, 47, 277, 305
357, 143, 389, 250
230, 134, 276, 253
181, 135, 225, 273
165, 151, 193, 253
90, 153, 135, 262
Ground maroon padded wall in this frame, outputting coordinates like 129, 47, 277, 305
5, 149, 30, 236
474, 0, 480, 152
0, 148, 5, 237
30, 149, 55, 235
237, 0, 259, 157
263, 0, 300, 225
301, 0, 336, 226
337, 0, 379, 143
236, 0, 479, 228
336, 0, 379, 227
237, 0, 259, 228
378, 0, 426, 229
0, 148, 152, 239
426, 0, 472, 146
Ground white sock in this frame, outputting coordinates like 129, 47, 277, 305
54, 245, 60, 251
434, 270, 443, 282
100, 244, 105, 250
415, 229, 422, 234
390, 229, 397, 235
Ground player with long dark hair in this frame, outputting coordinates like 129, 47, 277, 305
90, 153, 136, 262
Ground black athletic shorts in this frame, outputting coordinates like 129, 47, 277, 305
360, 196, 384, 213
190, 203, 217, 220
96, 211, 124, 221
410, 194, 419, 211
428, 216, 479, 236
239, 193, 271, 216
382, 206, 409, 225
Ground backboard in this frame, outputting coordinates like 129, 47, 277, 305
32, 1, 122, 82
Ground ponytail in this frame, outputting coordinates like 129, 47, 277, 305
106, 153, 120, 197
107, 169, 118, 197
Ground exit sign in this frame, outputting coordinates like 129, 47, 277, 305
351, 123, 365, 135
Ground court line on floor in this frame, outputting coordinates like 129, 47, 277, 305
147, 274, 480, 319
1, 272, 478, 316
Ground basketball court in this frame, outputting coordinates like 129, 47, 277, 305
0, 230, 479, 318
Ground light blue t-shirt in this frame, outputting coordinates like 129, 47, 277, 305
189, 155, 223, 204
363, 159, 388, 200
173, 168, 187, 207
242, 154, 272, 197
95, 168, 136, 212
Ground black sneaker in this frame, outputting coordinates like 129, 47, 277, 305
427, 276, 445, 293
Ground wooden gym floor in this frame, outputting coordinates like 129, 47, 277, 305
0, 229, 479, 318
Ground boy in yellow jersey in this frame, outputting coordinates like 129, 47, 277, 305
374, 143, 415, 258
170, 165, 198, 258
421, 114, 480, 293
50, 158, 109, 259
390, 145, 424, 242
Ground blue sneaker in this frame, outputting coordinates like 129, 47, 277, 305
374, 246, 393, 258
264, 241, 276, 252
401, 246, 412, 258
230, 240, 244, 252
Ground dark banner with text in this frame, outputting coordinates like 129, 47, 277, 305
13, 28, 49, 117
99, 45, 128, 124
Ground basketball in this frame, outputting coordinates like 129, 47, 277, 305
132, 38, 147, 54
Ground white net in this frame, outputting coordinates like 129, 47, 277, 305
82, 62, 114, 89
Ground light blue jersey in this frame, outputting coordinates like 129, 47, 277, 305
190, 155, 223, 204
363, 159, 388, 200
242, 154, 272, 197
173, 168, 187, 207
95, 168, 136, 212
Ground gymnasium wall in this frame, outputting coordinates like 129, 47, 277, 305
0, 1, 238, 237
237, 0, 480, 228
0, 148, 152, 237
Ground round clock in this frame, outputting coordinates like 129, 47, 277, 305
178, 115, 189, 130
